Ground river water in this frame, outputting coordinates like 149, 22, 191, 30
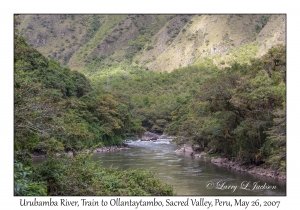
32, 138, 286, 195
90, 139, 286, 196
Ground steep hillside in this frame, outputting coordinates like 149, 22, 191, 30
17, 14, 102, 66
17, 14, 285, 73
134, 14, 285, 71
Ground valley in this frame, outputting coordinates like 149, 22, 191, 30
14, 14, 286, 196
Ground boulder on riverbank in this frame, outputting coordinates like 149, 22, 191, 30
175, 144, 195, 156
174, 144, 207, 157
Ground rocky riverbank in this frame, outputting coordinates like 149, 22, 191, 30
210, 157, 286, 180
31, 144, 131, 158
93, 145, 130, 153
174, 144, 286, 180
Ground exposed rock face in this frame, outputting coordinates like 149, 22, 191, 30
141, 131, 159, 141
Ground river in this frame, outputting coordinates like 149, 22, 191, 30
90, 139, 286, 196
33, 138, 286, 196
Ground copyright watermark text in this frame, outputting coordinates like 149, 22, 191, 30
206, 180, 277, 193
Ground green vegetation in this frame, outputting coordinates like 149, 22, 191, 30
229, 43, 259, 64
89, 62, 218, 134
14, 15, 286, 196
14, 34, 136, 154
166, 45, 286, 169
90, 44, 286, 172
14, 160, 47, 196
71, 15, 125, 69
34, 155, 175, 196
203, 153, 219, 158
17, 15, 100, 66
255, 15, 270, 33
14, 22, 173, 196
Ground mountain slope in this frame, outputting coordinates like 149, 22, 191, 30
17, 14, 285, 72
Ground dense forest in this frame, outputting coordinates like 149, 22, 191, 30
92, 45, 286, 171
14, 21, 172, 196
14, 15, 286, 196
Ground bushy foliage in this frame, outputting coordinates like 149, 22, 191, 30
263, 108, 286, 171
14, 30, 136, 154
34, 155, 175, 196
165, 45, 286, 168
14, 160, 47, 196
90, 46, 285, 169
14, 25, 173, 196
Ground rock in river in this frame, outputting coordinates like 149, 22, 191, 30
141, 131, 159, 141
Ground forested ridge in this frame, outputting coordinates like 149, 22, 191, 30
14, 15, 286, 196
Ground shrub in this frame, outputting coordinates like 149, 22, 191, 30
34, 155, 176, 196
255, 24, 262, 33
14, 160, 47, 196
146, 46, 154, 51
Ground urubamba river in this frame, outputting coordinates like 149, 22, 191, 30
92, 139, 286, 196
33, 138, 286, 195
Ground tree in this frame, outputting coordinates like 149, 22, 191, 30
263, 108, 286, 171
